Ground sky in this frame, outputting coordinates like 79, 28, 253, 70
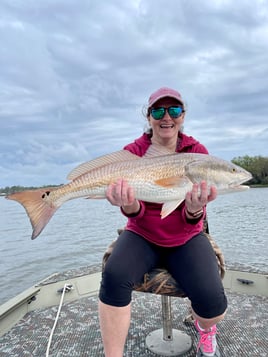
1, 0, 268, 187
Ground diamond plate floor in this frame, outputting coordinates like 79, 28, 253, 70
0, 290, 267, 357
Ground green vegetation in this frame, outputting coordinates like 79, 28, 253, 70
1, 155, 268, 195
0, 185, 62, 195
232, 155, 268, 186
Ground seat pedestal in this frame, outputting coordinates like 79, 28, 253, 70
145, 296, 192, 356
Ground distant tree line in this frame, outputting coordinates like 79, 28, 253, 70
0, 155, 268, 194
0, 185, 62, 195
232, 155, 268, 185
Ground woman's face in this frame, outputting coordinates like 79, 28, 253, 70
148, 97, 185, 142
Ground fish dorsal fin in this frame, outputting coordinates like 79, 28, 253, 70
144, 144, 174, 158
161, 199, 184, 219
67, 150, 140, 180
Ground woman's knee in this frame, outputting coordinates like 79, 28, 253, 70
191, 288, 228, 319
103, 259, 135, 290
99, 259, 135, 307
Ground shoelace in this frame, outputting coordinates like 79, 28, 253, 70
197, 329, 217, 353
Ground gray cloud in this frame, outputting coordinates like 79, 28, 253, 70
0, 0, 267, 186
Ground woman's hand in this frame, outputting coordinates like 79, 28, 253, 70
185, 181, 217, 215
105, 179, 140, 215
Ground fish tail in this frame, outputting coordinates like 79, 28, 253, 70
6, 188, 59, 239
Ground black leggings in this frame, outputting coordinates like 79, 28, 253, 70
99, 230, 227, 319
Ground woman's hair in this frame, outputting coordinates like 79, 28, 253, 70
141, 104, 152, 134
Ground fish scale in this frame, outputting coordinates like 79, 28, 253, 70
50, 157, 188, 205
6, 148, 252, 239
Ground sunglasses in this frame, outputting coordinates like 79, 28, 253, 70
150, 106, 184, 120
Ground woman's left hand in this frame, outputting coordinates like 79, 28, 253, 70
185, 181, 217, 214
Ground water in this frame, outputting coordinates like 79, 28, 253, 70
0, 188, 268, 305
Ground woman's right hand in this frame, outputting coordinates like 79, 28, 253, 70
105, 179, 140, 215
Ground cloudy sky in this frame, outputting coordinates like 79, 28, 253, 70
1, 0, 268, 187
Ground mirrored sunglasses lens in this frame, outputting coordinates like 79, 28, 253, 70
151, 108, 165, 120
168, 107, 183, 118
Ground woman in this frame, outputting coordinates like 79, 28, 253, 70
99, 87, 227, 357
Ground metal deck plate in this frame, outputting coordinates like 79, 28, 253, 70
0, 291, 267, 356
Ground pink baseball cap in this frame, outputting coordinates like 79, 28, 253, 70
148, 87, 184, 107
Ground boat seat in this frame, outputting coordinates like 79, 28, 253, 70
102, 220, 225, 356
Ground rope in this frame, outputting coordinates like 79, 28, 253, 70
45, 283, 72, 357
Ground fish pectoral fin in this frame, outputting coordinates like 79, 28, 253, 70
155, 176, 191, 188
161, 199, 184, 219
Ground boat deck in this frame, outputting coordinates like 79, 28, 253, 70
0, 289, 267, 356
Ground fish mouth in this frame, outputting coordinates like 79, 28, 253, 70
228, 184, 250, 191
226, 169, 252, 190
217, 182, 250, 194
228, 175, 252, 191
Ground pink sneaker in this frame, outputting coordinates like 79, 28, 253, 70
194, 320, 220, 357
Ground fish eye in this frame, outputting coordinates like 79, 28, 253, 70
232, 168, 236, 172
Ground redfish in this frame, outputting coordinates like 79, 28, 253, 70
6, 146, 252, 239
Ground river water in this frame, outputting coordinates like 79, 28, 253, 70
0, 188, 267, 305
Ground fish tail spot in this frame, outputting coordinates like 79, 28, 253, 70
42, 191, 51, 199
